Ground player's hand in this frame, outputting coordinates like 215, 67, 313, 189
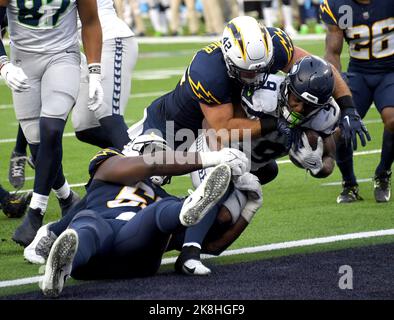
277, 118, 303, 151
289, 132, 324, 175
339, 107, 371, 150
233, 172, 262, 223
0, 62, 30, 92
217, 147, 249, 176
87, 64, 104, 111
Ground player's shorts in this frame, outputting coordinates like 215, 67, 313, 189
10, 43, 81, 121
347, 71, 394, 117
72, 36, 138, 131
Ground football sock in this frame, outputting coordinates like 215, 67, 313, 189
33, 117, 65, 195
336, 138, 357, 186
0, 185, 9, 204
29, 193, 49, 213
53, 180, 71, 200
375, 129, 394, 175
14, 124, 28, 154
52, 165, 66, 190
99, 115, 130, 150
75, 127, 113, 149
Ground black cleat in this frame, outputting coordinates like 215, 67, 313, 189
2, 192, 32, 218
175, 246, 211, 276
8, 149, 28, 189
336, 182, 363, 204
58, 190, 80, 217
374, 171, 391, 203
12, 208, 44, 247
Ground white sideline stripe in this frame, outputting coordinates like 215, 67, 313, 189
321, 178, 372, 187
15, 183, 86, 194
1, 228, 393, 289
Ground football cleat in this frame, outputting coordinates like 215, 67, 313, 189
12, 207, 44, 247
179, 164, 231, 227
2, 191, 32, 218
175, 246, 211, 276
336, 182, 363, 204
8, 149, 28, 189
40, 229, 78, 298
374, 171, 391, 203
58, 190, 80, 217
24, 223, 57, 264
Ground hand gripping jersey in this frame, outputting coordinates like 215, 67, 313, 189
241, 74, 340, 168
86, 148, 171, 220
7, 0, 78, 53
144, 27, 294, 138
320, 0, 394, 73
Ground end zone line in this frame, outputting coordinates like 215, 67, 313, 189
1, 228, 394, 289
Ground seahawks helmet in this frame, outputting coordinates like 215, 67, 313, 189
279, 55, 334, 127
123, 133, 171, 186
221, 16, 274, 86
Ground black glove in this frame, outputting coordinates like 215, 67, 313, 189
339, 107, 371, 150
277, 118, 303, 152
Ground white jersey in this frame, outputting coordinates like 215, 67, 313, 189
97, 0, 134, 41
7, 0, 78, 53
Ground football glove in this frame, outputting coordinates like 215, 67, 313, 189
87, 63, 104, 111
200, 147, 249, 177
277, 117, 303, 152
339, 107, 371, 150
0, 60, 30, 92
289, 132, 323, 175
234, 172, 263, 223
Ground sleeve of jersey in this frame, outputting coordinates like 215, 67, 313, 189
88, 148, 123, 178
187, 60, 231, 106
319, 0, 338, 26
270, 28, 294, 71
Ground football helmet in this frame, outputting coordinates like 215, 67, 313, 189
279, 55, 334, 127
221, 16, 274, 85
122, 133, 171, 185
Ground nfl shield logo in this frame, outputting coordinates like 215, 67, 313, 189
363, 11, 369, 20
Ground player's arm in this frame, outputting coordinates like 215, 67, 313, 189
324, 23, 344, 72
310, 134, 336, 179
202, 206, 249, 255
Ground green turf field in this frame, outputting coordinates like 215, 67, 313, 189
0, 39, 393, 295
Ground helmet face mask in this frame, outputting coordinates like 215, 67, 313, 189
221, 16, 274, 86
279, 55, 335, 127
123, 134, 172, 186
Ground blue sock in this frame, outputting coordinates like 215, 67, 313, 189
15, 125, 28, 154
336, 138, 357, 185
375, 129, 394, 175
75, 127, 113, 149
99, 115, 130, 150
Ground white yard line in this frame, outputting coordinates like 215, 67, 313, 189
1, 228, 393, 289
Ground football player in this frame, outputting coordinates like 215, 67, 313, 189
23, 135, 252, 297
320, 0, 394, 203
0, 0, 103, 247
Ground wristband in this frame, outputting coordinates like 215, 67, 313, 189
88, 63, 101, 74
260, 116, 277, 136
336, 95, 354, 110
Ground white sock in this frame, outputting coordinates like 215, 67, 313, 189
263, 7, 275, 27
30, 193, 49, 214
53, 181, 71, 200
282, 5, 294, 29
182, 242, 201, 250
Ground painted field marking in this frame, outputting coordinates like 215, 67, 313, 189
1, 228, 393, 289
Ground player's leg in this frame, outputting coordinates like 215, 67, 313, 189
9, 124, 30, 189
372, 72, 394, 202
261, 0, 274, 28
282, 0, 297, 36
41, 209, 116, 297
13, 48, 81, 247
336, 72, 372, 203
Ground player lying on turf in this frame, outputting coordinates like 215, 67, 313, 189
22, 134, 259, 297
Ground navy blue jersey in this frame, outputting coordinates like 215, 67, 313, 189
145, 31, 293, 138
85, 148, 171, 220
320, 0, 394, 73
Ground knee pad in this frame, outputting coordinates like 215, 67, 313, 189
20, 119, 40, 144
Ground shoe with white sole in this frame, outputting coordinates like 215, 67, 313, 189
24, 223, 57, 264
179, 164, 231, 227
175, 246, 211, 276
40, 229, 78, 298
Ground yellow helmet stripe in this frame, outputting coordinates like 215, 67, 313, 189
260, 26, 270, 55
227, 22, 247, 62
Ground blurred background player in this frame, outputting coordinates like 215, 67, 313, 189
320, 0, 394, 203
72, 0, 138, 150
0, 0, 104, 247
170, 0, 199, 36
261, 0, 298, 36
